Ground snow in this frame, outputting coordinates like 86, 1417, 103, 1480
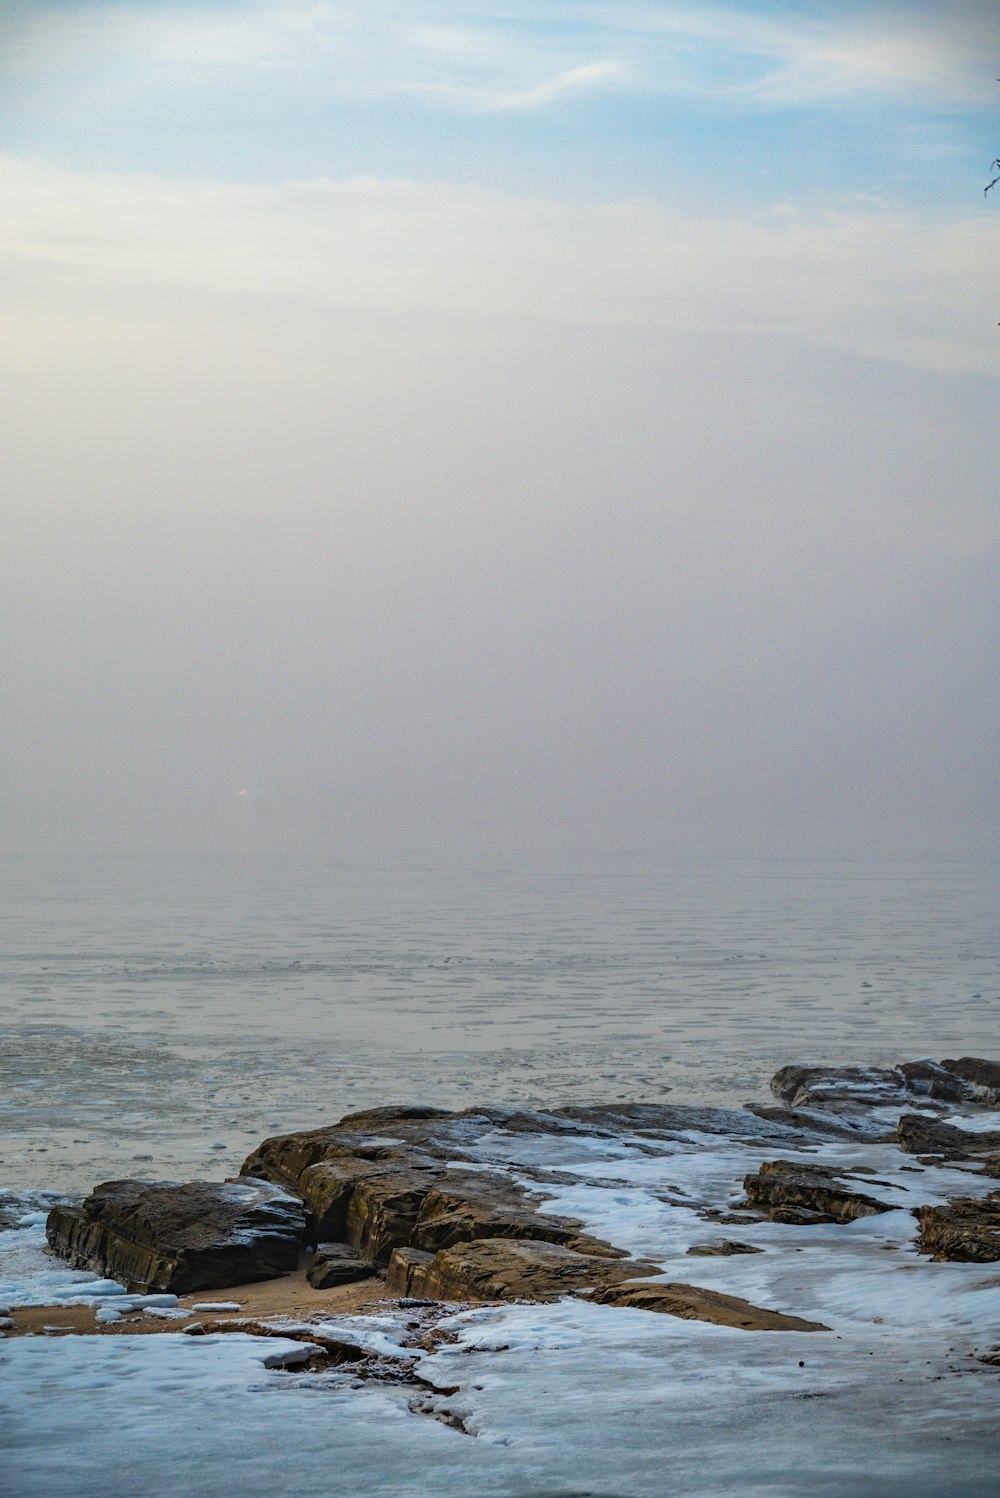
0, 1204, 190, 1313
945, 1110, 1000, 1134
2, 1308, 998, 1498
0, 1219, 128, 1308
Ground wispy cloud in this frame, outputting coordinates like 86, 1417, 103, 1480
4, 2, 994, 115
407, 60, 632, 113
1, 154, 996, 373
311, 1, 1000, 111
596, 3, 998, 107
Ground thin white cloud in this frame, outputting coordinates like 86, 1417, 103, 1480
598, 3, 996, 105
1, 154, 997, 374
407, 59, 632, 113
5, 3, 992, 115
308, 1, 1000, 110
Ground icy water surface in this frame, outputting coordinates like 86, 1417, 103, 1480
1, 851, 998, 1191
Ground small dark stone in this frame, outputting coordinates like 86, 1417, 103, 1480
306, 1242, 377, 1289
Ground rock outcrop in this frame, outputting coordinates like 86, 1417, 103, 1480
686, 1240, 762, 1257
45, 1179, 304, 1294
898, 1115, 1000, 1175
742, 1160, 892, 1224
770, 1065, 913, 1112
241, 1105, 692, 1273
938, 1057, 1000, 1108
770, 1057, 1000, 1116
915, 1193, 1000, 1262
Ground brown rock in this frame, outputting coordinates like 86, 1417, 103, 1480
769, 1065, 908, 1111
45, 1179, 304, 1294
391, 1237, 654, 1303
593, 1281, 828, 1332
897, 1061, 967, 1103
411, 1171, 625, 1260
915, 1193, 1000, 1262
686, 1240, 763, 1257
743, 1160, 892, 1224
898, 1115, 1000, 1176
345, 1171, 438, 1265
306, 1242, 378, 1289
939, 1058, 1000, 1107
386, 1246, 437, 1296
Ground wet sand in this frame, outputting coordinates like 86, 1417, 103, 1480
8, 1261, 388, 1338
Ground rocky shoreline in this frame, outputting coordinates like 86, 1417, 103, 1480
25, 1054, 1000, 1340
5, 1054, 1000, 1496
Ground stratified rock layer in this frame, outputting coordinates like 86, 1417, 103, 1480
241, 1103, 836, 1320
898, 1114, 1000, 1175
45, 1179, 304, 1294
742, 1160, 892, 1224
915, 1193, 1000, 1262
770, 1057, 1000, 1115
242, 1106, 650, 1272
387, 1237, 651, 1303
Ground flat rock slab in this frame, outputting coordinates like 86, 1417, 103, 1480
916, 1193, 1000, 1262
743, 1160, 892, 1224
45, 1179, 304, 1294
593, 1281, 829, 1332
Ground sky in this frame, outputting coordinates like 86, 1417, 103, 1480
1, 0, 998, 857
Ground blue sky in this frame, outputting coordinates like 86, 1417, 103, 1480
0, 0, 996, 208
2, 3, 999, 856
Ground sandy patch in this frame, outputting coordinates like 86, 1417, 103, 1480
7, 1260, 390, 1338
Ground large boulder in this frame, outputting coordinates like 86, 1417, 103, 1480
45, 1178, 305, 1294
242, 1106, 647, 1270
915, 1193, 1000, 1262
742, 1160, 892, 1224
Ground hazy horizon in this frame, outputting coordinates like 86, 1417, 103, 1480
2, 2, 998, 860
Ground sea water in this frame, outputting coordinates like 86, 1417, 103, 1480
1, 850, 997, 1192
